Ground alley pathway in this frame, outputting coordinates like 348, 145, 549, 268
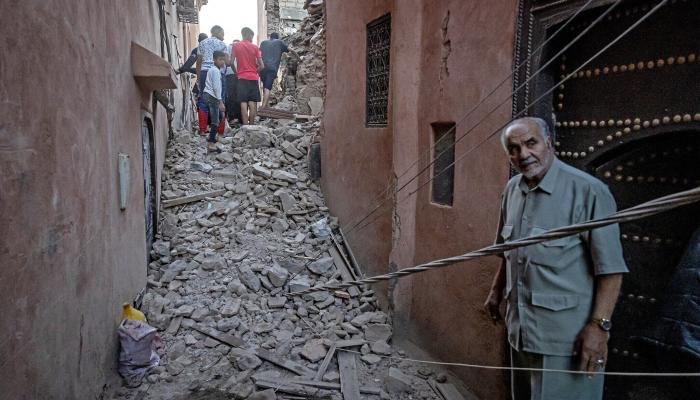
110, 120, 472, 400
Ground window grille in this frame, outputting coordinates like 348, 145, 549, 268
431, 122, 455, 206
366, 14, 391, 127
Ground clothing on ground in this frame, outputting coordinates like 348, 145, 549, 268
237, 79, 261, 103
197, 37, 228, 70
204, 67, 224, 100
233, 39, 262, 81
510, 347, 603, 400
260, 38, 289, 73
203, 93, 221, 144
261, 68, 277, 90
495, 158, 628, 356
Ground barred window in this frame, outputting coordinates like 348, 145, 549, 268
366, 14, 391, 127
431, 122, 455, 206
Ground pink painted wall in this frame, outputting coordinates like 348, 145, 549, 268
322, 0, 395, 305
323, 1, 518, 399
0, 1, 190, 398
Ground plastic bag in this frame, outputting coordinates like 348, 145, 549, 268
118, 319, 160, 387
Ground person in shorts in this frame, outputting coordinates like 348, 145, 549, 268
259, 32, 298, 107
232, 27, 263, 125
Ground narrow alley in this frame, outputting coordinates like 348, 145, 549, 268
3, 1, 700, 400
109, 118, 469, 399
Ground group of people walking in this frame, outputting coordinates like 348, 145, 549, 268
177, 25, 295, 153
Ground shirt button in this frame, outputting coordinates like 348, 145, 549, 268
518, 258, 524, 264
517, 281, 523, 286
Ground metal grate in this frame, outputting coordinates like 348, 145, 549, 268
366, 14, 391, 127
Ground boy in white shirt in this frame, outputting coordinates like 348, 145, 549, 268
203, 51, 227, 153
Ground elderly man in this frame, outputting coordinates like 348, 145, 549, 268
484, 117, 628, 400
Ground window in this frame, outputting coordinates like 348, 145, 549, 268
366, 14, 391, 127
431, 122, 455, 206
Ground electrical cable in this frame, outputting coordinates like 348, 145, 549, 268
288, 184, 700, 296
340, 0, 618, 235
347, 0, 668, 237
342, 0, 598, 222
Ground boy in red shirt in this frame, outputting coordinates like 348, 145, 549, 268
232, 27, 264, 125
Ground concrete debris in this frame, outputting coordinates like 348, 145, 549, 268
384, 367, 414, 394
112, 97, 452, 400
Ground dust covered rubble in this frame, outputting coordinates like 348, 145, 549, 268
271, 0, 326, 117
110, 119, 452, 399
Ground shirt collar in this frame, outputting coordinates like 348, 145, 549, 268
518, 158, 560, 195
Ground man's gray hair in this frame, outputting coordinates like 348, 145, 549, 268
500, 117, 552, 150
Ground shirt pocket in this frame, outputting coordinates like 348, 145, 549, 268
531, 292, 579, 311
528, 226, 581, 268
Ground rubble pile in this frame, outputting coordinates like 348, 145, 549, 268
274, 0, 326, 116
110, 118, 470, 399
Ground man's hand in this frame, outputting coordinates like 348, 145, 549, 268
483, 289, 503, 323
574, 323, 609, 375
219, 102, 226, 112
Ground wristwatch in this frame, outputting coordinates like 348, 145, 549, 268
590, 317, 612, 332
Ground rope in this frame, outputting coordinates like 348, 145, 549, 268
288, 185, 700, 297
336, 349, 700, 377
344, 0, 668, 237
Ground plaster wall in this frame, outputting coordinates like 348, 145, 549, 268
0, 1, 190, 398
322, 0, 395, 305
398, 2, 519, 399
323, 1, 518, 398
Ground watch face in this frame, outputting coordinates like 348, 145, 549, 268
601, 319, 612, 331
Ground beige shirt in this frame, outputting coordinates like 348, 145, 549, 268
496, 158, 628, 356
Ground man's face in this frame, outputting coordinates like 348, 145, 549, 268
503, 121, 555, 182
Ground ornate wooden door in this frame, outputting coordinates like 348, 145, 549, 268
514, 0, 700, 398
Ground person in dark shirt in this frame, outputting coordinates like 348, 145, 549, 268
177, 33, 208, 75
259, 32, 298, 107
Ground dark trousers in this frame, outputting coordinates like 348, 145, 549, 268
203, 93, 221, 143
225, 74, 241, 122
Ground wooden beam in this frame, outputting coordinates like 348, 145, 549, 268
329, 247, 360, 297
339, 227, 362, 278
334, 339, 366, 348
338, 351, 361, 400
253, 379, 336, 397
256, 348, 316, 377
190, 324, 245, 348
313, 343, 336, 381
162, 189, 226, 208
288, 379, 382, 395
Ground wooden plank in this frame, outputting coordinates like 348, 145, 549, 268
436, 382, 467, 400
339, 227, 362, 279
329, 247, 360, 298
253, 379, 336, 397
256, 348, 316, 377
162, 189, 226, 208
334, 339, 366, 348
338, 351, 361, 400
331, 232, 357, 280
313, 343, 336, 381
427, 380, 446, 400
288, 379, 382, 395
190, 324, 245, 348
